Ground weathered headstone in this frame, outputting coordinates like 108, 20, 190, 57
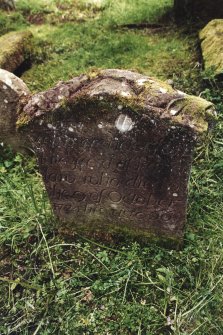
15, 69, 216, 246
0, 69, 30, 150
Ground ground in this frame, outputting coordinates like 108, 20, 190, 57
0, 1, 223, 334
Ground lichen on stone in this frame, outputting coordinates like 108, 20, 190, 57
164, 95, 217, 134
17, 69, 216, 140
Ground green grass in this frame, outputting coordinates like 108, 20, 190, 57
22, 22, 197, 92
1, 139, 223, 334
0, 11, 27, 35
103, 0, 173, 26
16, 0, 55, 14
0, 0, 223, 334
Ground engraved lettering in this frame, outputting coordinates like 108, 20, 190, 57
30, 94, 195, 243
108, 191, 122, 203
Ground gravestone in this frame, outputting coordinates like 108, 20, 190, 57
16, 69, 216, 246
0, 69, 30, 150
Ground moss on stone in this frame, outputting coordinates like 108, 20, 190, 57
17, 69, 216, 140
60, 219, 183, 249
0, 30, 33, 73
200, 19, 223, 76
167, 95, 217, 134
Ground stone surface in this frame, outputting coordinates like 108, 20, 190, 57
17, 69, 216, 246
0, 31, 33, 73
200, 19, 223, 76
0, 69, 30, 150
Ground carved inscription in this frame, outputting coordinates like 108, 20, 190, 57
29, 114, 194, 238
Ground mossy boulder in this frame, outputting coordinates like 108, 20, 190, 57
200, 19, 223, 76
0, 30, 33, 73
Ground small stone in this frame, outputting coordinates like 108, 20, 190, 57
115, 114, 134, 133
170, 109, 178, 116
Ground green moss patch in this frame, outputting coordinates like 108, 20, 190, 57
0, 30, 33, 72
200, 19, 223, 76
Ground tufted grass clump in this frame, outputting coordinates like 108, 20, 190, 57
0, 10, 27, 35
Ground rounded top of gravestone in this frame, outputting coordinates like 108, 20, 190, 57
18, 69, 216, 136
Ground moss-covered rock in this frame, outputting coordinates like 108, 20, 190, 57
200, 19, 223, 76
0, 30, 33, 73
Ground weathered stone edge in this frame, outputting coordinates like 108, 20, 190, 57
17, 69, 217, 136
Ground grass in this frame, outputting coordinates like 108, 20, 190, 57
103, 0, 173, 26
0, 0, 223, 334
22, 22, 196, 92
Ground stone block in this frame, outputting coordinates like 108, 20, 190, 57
16, 70, 216, 246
